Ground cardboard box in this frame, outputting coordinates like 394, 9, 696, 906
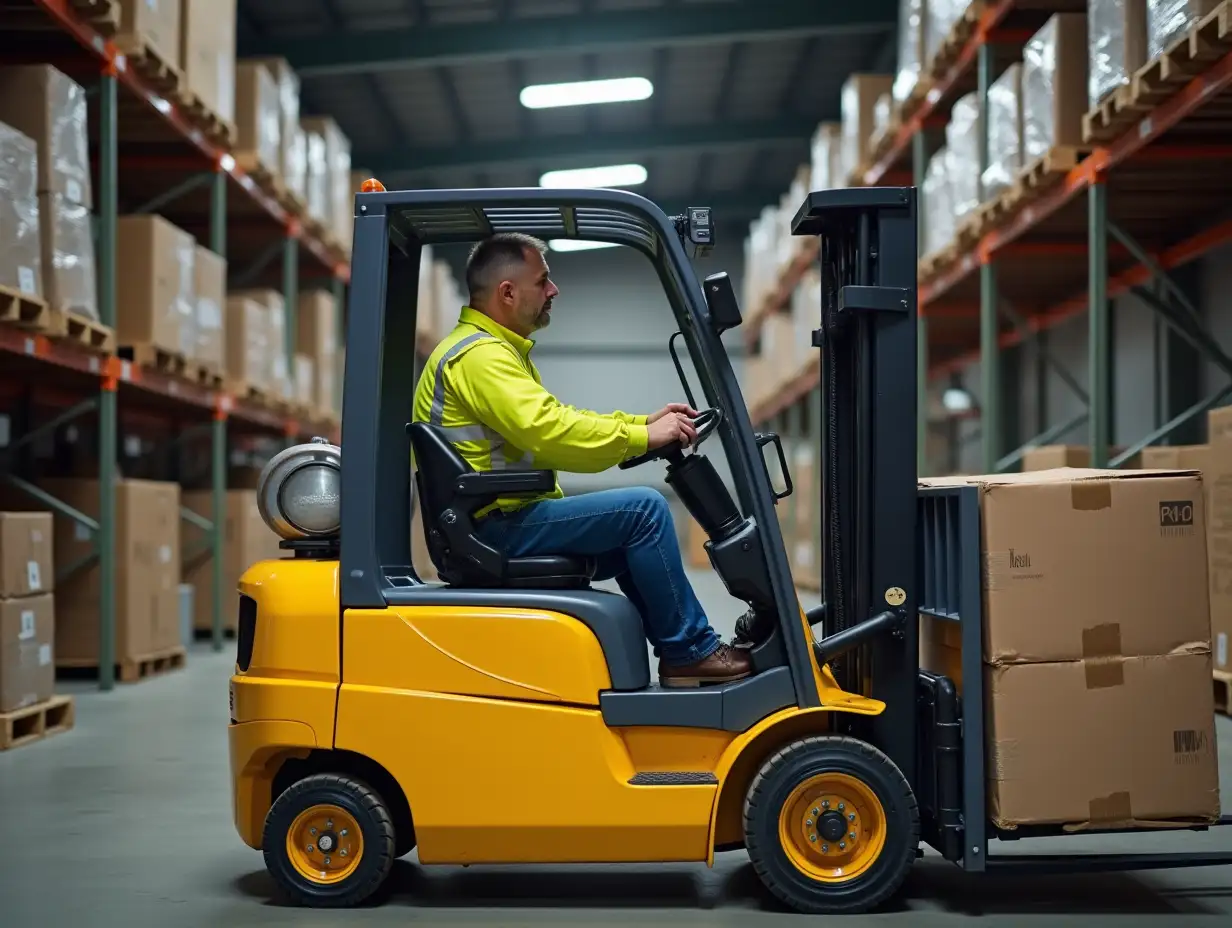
245, 57, 301, 183
233, 289, 291, 399
294, 353, 315, 407
37, 191, 98, 320
0, 593, 55, 713
180, 0, 236, 125
1088, 0, 1149, 106
303, 125, 328, 223
181, 490, 282, 632
297, 289, 338, 368
922, 466, 1219, 828
1207, 407, 1232, 670
988, 652, 1220, 828
193, 245, 226, 370
234, 61, 281, 175
224, 295, 271, 389
1022, 13, 1089, 159
40, 478, 182, 663
0, 65, 92, 208
115, 214, 196, 358
1021, 443, 1141, 470
0, 512, 53, 598
116, 0, 182, 71
0, 121, 42, 300
301, 115, 353, 247
1147, 0, 1221, 58
840, 74, 895, 177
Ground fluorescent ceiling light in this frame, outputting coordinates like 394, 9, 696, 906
520, 77, 653, 109
539, 163, 647, 189
549, 240, 621, 252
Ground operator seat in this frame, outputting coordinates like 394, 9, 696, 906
407, 421, 596, 589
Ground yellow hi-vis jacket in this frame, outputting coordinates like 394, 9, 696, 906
412, 306, 650, 516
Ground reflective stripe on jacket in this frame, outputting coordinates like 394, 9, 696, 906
412, 306, 650, 515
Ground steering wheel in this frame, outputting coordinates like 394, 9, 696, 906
619, 407, 723, 470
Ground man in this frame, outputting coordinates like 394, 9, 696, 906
412, 232, 752, 687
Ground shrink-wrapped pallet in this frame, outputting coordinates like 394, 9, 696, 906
945, 92, 982, 222
1088, 0, 1149, 107
809, 122, 841, 191
38, 192, 97, 321
1148, 0, 1221, 57
894, 0, 927, 101
1022, 14, 1090, 161
0, 122, 42, 300
840, 74, 894, 178
922, 147, 955, 258
234, 61, 281, 174
982, 63, 1025, 200
926, 0, 969, 69
0, 65, 92, 209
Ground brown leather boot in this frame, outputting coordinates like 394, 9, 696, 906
659, 643, 753, 688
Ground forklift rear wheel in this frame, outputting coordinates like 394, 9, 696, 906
262, 773, 396, 907
743, 735, 919, 915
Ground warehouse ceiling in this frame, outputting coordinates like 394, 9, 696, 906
236, 0, 899, 224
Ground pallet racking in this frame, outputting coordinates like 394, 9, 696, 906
0, 0, 350, 690
744, 0, 1232, 483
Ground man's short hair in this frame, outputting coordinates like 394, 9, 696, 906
465, 232, 547, 301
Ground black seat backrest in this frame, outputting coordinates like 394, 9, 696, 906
408, 420, 469, 521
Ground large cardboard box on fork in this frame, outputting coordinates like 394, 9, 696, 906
919, 467, 1220, 830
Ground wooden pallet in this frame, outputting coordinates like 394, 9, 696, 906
233, 151, 288, 203
0, 284, 50, 330
927, 1, 988, 81
112, 34, 183, 97
225, 379, 274, 407
68, 0, 119, 34
1005, 145, 1091, 208
0, 695, 75, 751
1083, 1, 1232, 142
1216, 670, 1231, 715
57, 646, 187, 684
46, 308, 115, 354
918, 242, 960, 282
187, 361, 225, 389
119, 342, 189, 378
172, 88, 237, 149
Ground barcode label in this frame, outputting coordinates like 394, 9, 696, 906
1173, 729, 1210, 765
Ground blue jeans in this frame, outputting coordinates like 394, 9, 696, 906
474, 487, 722, 665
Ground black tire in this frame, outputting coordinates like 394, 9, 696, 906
263, 772, 396, 907
743, 735, 919, 915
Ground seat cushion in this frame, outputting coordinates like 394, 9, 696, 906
506, 554, 597, 580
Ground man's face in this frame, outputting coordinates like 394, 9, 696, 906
510, 248, 559, 333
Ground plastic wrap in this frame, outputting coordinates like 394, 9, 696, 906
945, 92, 982, 221
304, 127, 328, 222
1148, 0, 1217, 58
39, 192, 98, 320
182, 0, 237, 124
266, 294, 292, 400
926, 0, 968, 67
250, 57, 302, 181
922, 147, 955, 257
286, 125, 307, 200
894, 0, 925, 102
171, 231, 197, 359
809, 122, 841, 191
225, 296, 270, 389
235, 61, 281, 173
981, 64, 1024, 200
0, 65, 92, 208
0, 121, 42, 299
192, 245, 225, 369
873, 93, 892, 137
294, 353, 315, 407
1022, 18, 1058, 162
1089, 0, 1149, 107
841, 74, 894, 179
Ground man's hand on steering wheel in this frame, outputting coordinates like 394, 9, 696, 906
648, 402, 699, 424
647, 411, 697, 450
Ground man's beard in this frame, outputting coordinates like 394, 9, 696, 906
534, 302, 552, 328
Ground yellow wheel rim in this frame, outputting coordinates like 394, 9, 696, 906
777, 772, 886, 883
285, 804, 364, 885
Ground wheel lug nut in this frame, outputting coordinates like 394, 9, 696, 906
340, 849, 347, 857
838, 803, 845, 811
822, 845, 829, 852
806, 819, 813, 827
839, 841, 847, 850
339, 829, 348, 836
309, 827, 317, 835
811, 808, 819, 816
849, 831, 857, 840
809, 834, 817, 842
323, 856, 331, 865
848, 813, 855, 821
326, 820, 333, 829
307, 845, 315, 853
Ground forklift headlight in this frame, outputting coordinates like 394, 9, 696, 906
256, 437, 343, 540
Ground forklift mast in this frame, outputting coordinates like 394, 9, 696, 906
791, 187, 920, 781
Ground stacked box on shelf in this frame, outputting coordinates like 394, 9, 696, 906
192, 245, 226, 378
925, 0, 970, 74
224, 293, 273, 397
297, 289, 340, 418
113, 0, 181, 69
0, 121, 42, 306
303, 122, 328, 227
920, 466, 1220, 828
1088, 0, 1149, 109
841, 74, 894, 183
115, 213, 198, 364
0, 513, 55, 715
773, 166, 812, 275
181, 490, 282, 635
982, 63, 1025, 204
921, 146, 955, 268
231, 288, 293, 403
893, 0, 928, 106
234, 60, 282, 181
809, 122, 843, 193
252, 56, 305, 204
302, 116, 354, 253
790, 268, 820, 375
1147, 0, 1222, 58
946, 91, 983, 237
0, 65, 98, 325
1021, 14, 1089, 175
180, 0, 237, 139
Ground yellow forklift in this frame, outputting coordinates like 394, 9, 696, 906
229, 182, 1231, 913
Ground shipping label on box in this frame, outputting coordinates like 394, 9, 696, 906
0, 512, 54, 598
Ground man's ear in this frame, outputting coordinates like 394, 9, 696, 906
498, 280, 516, 304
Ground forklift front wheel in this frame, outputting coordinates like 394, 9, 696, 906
743, 735, 919, 915
262, 773, 396, 908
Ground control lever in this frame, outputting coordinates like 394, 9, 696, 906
754, 431, 793, 501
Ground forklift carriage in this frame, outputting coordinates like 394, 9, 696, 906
228, 182, 1232, 912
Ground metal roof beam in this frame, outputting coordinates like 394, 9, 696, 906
358, 116, 822, 176
237, 0, 898, 78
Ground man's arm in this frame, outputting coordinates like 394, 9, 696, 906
450, 342, 649, 473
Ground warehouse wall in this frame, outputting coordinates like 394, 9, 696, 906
438, 238, 748, 495
951, 244, 1232, 475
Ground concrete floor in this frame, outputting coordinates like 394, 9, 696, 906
3, 569, 1232, 928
